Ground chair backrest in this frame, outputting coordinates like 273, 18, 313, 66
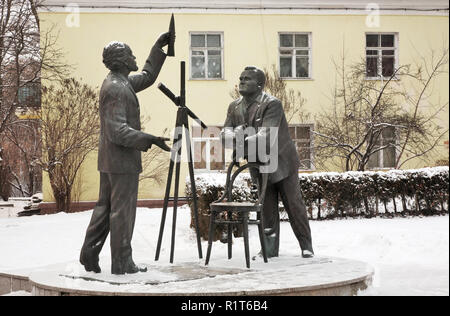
214, 157, 269, 206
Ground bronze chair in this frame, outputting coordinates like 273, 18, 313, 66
205, 159, 268, 268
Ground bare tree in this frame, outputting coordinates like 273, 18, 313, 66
36, 78, 99, 212
1, 0, 66, 133
395, 48, 449, 168
140, 146, 170, 185
139, 121, 169, 185
4, 117, 41, 196
0, 147, 11, 200
0, 0, 68, 197
230, 65, 310, 123
314, 48, 448, 172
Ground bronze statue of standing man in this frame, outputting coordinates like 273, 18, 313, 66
80, 33, 171, 275
222, 66, 314, 259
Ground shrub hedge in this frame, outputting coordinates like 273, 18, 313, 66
186, 167, 449, 240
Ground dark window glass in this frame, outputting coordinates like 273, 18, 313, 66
297, 126, 310, 139
382, 127, 395, 139
297, 142, 311, 170
382, 57, 394, 77
381, 34, 394, 47
290, 125, 313, 170
207, 34, 220, 47
294, 34, 308, 47
366, 34, 379, 47
296, 57, 309, 78
289, 126, 296, 139
207, 50, 222, 78
383, 146, 396, 168
280, 34, 293, 47
18, 84, 40, 106
368, 148, 380, 168
296, 50, 308, 56
368, 127, 396, 168
366, 57, 378, 77
191, 35, 205, 47
191, 51, 205, 78
280, 57, 292, 77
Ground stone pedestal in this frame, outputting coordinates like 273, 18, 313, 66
20, 256, 373, 296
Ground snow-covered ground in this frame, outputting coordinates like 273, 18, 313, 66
0, 205, 448, 296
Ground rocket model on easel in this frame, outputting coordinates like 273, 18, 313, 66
167, 14, 175, 57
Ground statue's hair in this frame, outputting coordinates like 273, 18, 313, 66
244, 66, 266, 88
102, 41, 129, 71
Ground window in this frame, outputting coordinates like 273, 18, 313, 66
190, 32, 223, 79
192, 125, 225, 171
18, 83, 40, 107
366, 33, 398, 79
289, 124, 314, 170
368, 127, 397, 169
279, 33, 311, 79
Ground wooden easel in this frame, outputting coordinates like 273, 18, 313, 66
154, 61, 207, 263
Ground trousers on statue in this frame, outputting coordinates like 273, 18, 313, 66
80, 172, 139, 272
261, 172, 313, 257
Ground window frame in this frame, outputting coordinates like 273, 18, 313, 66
191, 125, 226, 172
17, 82, 40, 108
365, 32, 399, 80
189, 31, 225, 80
367, 126, 398, 170
289, 123, 315, 171
278, 32, 313, 80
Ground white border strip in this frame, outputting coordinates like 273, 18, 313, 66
39, 6, 449, 16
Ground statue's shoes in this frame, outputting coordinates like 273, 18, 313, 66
252, 250, 277, 261
122, 264, 148, 274
302, 250, 314, 258
252, 253, 262, 261
111, 258, 148, 275
80, 256, 101, 273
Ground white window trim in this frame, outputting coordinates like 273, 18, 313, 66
189, 31, 224, 80
290, 123, 315, 171
365, 32, 399, 81
191, 126, 226, 172
278, 32, 313, 80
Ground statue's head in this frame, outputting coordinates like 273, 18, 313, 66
239, 66, 265, 97
102, 41, 138, 72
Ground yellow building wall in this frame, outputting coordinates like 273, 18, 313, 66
39, 11, 449, 202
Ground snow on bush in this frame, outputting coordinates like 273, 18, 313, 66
186, 167, 449, 239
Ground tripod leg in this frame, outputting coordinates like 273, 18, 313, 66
155, 156, 175, 261
184, 123, 203, 259
155, 126, 180, 261
170, 144, 182, 264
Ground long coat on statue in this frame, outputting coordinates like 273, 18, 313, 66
98, 46, 166, 174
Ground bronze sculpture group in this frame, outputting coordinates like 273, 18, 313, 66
80, 21, 313, 275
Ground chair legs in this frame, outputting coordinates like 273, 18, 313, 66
205, 211, 216, 266
227, 211, 233, 259
242, 215, 250, 268
205, 210, 268, 268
